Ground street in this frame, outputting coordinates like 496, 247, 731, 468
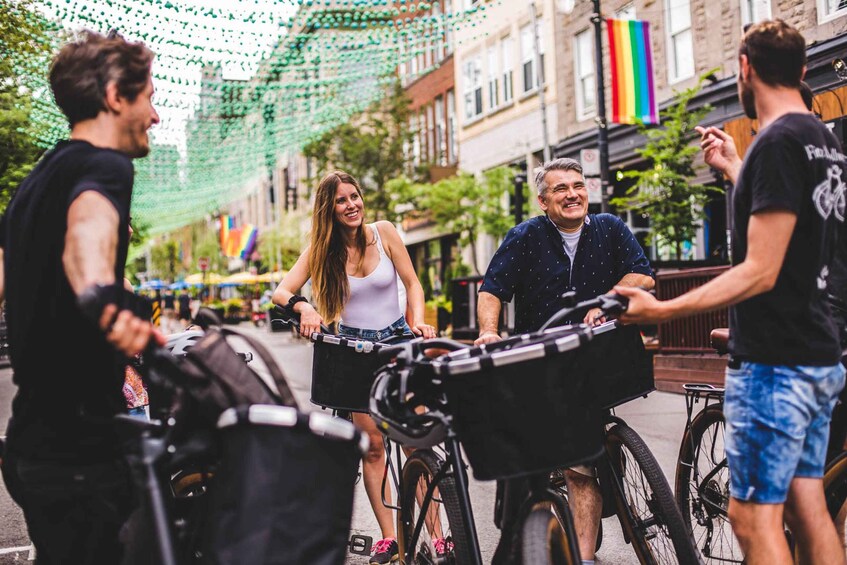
0, 324, 692, 564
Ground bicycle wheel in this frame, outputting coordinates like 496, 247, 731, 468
398, 449, 475, 564
606, 423, 702, 565
824, 451, 847, 549
521, 499, 581, 565
675, 405, 741, 563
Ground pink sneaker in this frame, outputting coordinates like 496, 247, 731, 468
370, 537, 398, 564
433, 537, 455, 557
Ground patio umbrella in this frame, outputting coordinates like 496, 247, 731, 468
257, 271, 287, 283
184, 272, 223, 285
220, 271, 260, 286
140, 279, 168, 291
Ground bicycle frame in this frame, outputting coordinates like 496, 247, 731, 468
399, 433, 483, 565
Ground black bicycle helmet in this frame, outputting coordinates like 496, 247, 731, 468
369, 362, 448, 449
165, 330, 205, 356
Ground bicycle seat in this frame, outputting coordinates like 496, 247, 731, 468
710, 328, 730, 355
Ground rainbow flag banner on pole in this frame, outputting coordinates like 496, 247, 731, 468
606, 19, 659, 125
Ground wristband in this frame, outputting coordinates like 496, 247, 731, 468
287, 295, 308, 310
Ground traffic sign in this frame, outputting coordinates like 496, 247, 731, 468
198, 256, 210, 271
586, 177, 603, 204
580, 149, 600, 176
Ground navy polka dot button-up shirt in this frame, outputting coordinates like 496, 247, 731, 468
479, 214, 654, 333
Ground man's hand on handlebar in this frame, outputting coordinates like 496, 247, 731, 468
613, 286, 669, 325
295, 302, 324, 338
474, 330, 502, 346
583, 308, 607, 326
99, 304, 165, 357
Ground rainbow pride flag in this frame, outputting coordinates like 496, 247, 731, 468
219, 214, 233, 251
606, 19, 658, 125
238, 225, 258, 260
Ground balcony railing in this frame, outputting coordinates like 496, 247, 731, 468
655, 266, 730, 353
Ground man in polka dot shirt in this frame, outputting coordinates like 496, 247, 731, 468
477, 157, 654, 565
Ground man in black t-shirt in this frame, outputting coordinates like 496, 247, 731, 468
619, 20, 846, 564
0, 31, 162, 564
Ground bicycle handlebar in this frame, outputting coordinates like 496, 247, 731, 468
377, 337, 469, 363
271, 305, 331, 334
538, 291, 631, 332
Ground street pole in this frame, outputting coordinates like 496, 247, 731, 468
530, 1, 551, 164
514, 173, 527, 226
592, 0, 610, 213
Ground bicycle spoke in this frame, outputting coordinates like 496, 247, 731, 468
617, 448, 678, 563
687, 414, 742, 563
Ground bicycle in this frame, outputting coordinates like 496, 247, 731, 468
675, 326, 847, 563
78, 289, 367, 565
422, 292, 700, 564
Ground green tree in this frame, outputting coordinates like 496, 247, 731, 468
0, 0, 55, 213
192, 227, 226, 274
418, 167, 525, 275
258, 210, 307, 274
151, 240, 180, 282
302, 81, 416, 220
611, 73, 723, 260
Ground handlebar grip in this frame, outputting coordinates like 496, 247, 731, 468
78, 284, 153, 326
377, 343, 410, 362
271, 305, 330, 334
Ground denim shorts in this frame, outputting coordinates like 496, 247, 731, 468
337, 316, 412, 342
724, 360, 846, 503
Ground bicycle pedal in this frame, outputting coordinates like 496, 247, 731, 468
349, 534, 372, 555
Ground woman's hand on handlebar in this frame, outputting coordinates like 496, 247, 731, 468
613, 286, 669, 325
474, 330, 501, 346
410, 323, 437, 339
295, 303, 324, 338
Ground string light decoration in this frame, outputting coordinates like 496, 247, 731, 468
15, 0, 492, 234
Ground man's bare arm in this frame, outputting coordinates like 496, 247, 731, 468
617, 273, 655, 290
475, 291, 503, 345
63, 191, 119, 295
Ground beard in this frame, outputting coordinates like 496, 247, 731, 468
739, 81, 757, 120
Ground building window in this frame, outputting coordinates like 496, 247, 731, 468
666, 0, 694, 82
419, 110, 427, 161
427, 103, 435, 162
463, 55, 483, 120
615, 3, 636, 19
741, 0, 771, 25
444, 0, 454, 55
435, 95, 445, 165
818, 0, 847, 22
501, 36, 514, 103
520, 23, 544, 93
574, 28, 596, 119
410, 114, 420, 168
487, 45, 500, 109
447, 89, 457, 163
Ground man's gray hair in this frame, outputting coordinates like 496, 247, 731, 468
533, 158, 584, 196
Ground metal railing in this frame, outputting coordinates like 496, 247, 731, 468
655, 266, 730, 353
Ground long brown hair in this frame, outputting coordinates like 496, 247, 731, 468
308, 171, 367, 322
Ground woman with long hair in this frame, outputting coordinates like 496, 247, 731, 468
273, 170, 437, 564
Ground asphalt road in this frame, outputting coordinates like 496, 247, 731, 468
0, 324, 694, 564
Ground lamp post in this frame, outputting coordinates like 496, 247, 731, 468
591, 0, 611, 213
514, 173, 527, 226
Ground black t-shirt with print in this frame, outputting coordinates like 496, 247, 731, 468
730, 113, 845, 365
0, 140, 133, 463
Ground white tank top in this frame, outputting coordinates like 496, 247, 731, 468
340, 224, 402, 330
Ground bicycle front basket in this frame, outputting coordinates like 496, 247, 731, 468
205, 405, 367, 565
310, 334, 387, 412
433, 327, 605, 481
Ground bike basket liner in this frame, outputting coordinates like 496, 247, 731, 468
205, 405, 365, 565
310, 333, 388, 412
571, 322, 654, 409
433, 328, 605, 481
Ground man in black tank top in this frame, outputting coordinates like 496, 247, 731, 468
0, 31, 162, 565
618, 20, 846, 564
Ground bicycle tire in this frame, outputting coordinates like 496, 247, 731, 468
398, 449, 475, 564
824, 451, 847, 546
521, 499, 581, 565
674, 405, 741, 563
606, 423, 702, 565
